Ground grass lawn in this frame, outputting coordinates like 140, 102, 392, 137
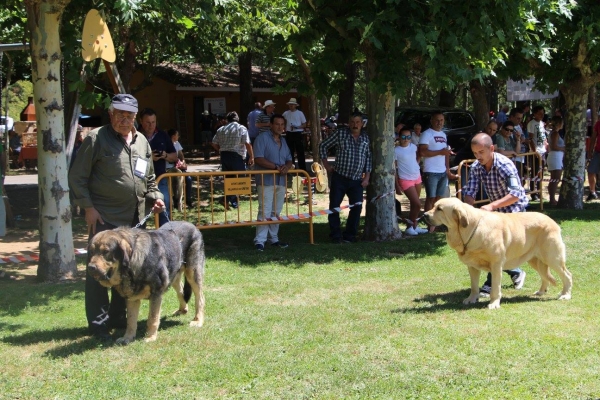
1, 205, 600, 399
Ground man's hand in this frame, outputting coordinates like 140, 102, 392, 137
247, 157, 254, 166
152, 199, 165, 214
279, 164, 291, 174
440, 148, 455, 156
361, 176, 369, 188
481, 204, 494, 211
85, 207, 104, 235
152, 150, 165, 162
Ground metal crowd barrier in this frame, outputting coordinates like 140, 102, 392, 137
456, 151, 544, 210
156, 169, 315, 243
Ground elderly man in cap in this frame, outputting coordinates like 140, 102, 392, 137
69, 93, 165, 341
256, 100, 276, 137
282, 97, 307, 172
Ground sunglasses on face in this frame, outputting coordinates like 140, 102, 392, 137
504, 127, 514, 132
400, 135, 412, 140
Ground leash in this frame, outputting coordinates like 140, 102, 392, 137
458, 216, 482, 256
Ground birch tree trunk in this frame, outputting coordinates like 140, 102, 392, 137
25, 0, 76, 281
559, 82, 588, 210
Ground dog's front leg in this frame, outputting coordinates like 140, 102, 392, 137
463, 266, 481, 305
116, 299, 141, 345
488, 266, 503, 309
145, 295, 163, 342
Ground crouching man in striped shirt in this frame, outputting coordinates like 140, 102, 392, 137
319, 112, 372, 244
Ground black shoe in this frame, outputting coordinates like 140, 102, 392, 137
271, 241, 289, 248
586, 192, 598, 202
90, 327, 113, 343
230, 201, 238, 209
530, 194, 540, 201
342, 237, 357, 243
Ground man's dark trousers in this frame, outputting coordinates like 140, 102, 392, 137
221, 151, 246, 205
328, 171, 364, 241
285, 132, 306, 172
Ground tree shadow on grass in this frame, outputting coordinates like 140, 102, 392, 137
1, 318, 186, 359
392, 289, 555, 314
202, 220, 450, 269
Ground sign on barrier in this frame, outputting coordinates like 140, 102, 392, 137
224, 177, 252, 195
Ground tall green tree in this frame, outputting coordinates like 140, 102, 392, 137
303, 0, 571, 240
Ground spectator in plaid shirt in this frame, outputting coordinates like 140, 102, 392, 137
319, 113, 372, 243
211, 111, 254, 209
462, 133, 528, 296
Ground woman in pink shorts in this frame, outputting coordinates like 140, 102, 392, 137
394, 127, 427, 236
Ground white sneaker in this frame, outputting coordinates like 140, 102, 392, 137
404, 226, 418, 236
415, 227, 428, 234
512, 271, 527, 290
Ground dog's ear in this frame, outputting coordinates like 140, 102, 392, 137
118, 238, 132, 268
453, 207, 469, 228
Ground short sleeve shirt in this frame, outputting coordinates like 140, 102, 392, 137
419, 128, 448, 173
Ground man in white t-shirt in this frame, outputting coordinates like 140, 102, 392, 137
526, 105, 547, 201
282, 98, 307, 171
419, 112, 455, 231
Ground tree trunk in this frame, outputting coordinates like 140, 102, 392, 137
438, 88, 456, 108
337, 60, 356, 123
238, 51, 253, 126
25, 0, 76, 282
469, 80, 489, 131
559, 81, 589, 210
294, 50, 322, 163
363, 53, 401, 241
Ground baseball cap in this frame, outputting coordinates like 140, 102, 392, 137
111, 94, 138, 113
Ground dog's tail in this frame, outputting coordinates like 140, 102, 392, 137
183, 278, 192, 303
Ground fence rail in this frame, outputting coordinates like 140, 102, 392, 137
456, 151, 544, 210
156, 169, 315, 243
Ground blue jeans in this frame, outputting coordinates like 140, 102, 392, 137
328, 172, 364, 241
423, 172, 448, 198
157, 178, 170, 226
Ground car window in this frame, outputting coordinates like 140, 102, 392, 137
445, 112, 474, 129
398, 111, 446, 130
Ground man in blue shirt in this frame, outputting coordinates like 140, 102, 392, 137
319, 113, 372, 243
253, 114, 293, 251
246, 102, 262, 144
139, 108, 177, 226
462, 133, 528, 295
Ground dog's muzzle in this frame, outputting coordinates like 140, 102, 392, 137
87, 264, 110, 281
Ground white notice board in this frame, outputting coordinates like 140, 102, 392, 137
204, 98, 226, 115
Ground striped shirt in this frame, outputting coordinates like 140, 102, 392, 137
212, 122, 250, 157
319, 127, 372, 181
256, 112, 272, 135
463, 152, 528, 213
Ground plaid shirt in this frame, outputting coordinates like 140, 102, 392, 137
212, 122, 250, 157
463, 153, 528, 213
319, 127, 372, 181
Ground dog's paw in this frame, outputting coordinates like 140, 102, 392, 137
533, 290, 547, 296
487, 301, 501, 310
144, 334, 158, 343
173, 307, 188, 316
189, 318, 204, 328
463, 296, 479, 305
116, 336, 134, 345
557, 293, 571, 300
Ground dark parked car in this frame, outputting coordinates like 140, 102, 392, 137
395, 106, 479, 153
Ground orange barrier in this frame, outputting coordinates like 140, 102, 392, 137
156, 169, 315, 243
456, 151, 544, 210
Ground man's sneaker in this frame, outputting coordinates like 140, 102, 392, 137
586, 192, 598, 202
404, 226, 418, 236
512, 271, 527, 290
342, 237, 357, 243
255, 243, 265, 251
415, 227, 429, 234
271, 241, 289, 248
479, 285, 491, 298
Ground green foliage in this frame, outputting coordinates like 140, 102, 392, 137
0, 80, 33, 120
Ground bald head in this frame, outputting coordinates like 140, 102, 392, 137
471, 133, 493, 148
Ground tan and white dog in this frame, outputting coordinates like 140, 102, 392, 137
423, 197, 572, 309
